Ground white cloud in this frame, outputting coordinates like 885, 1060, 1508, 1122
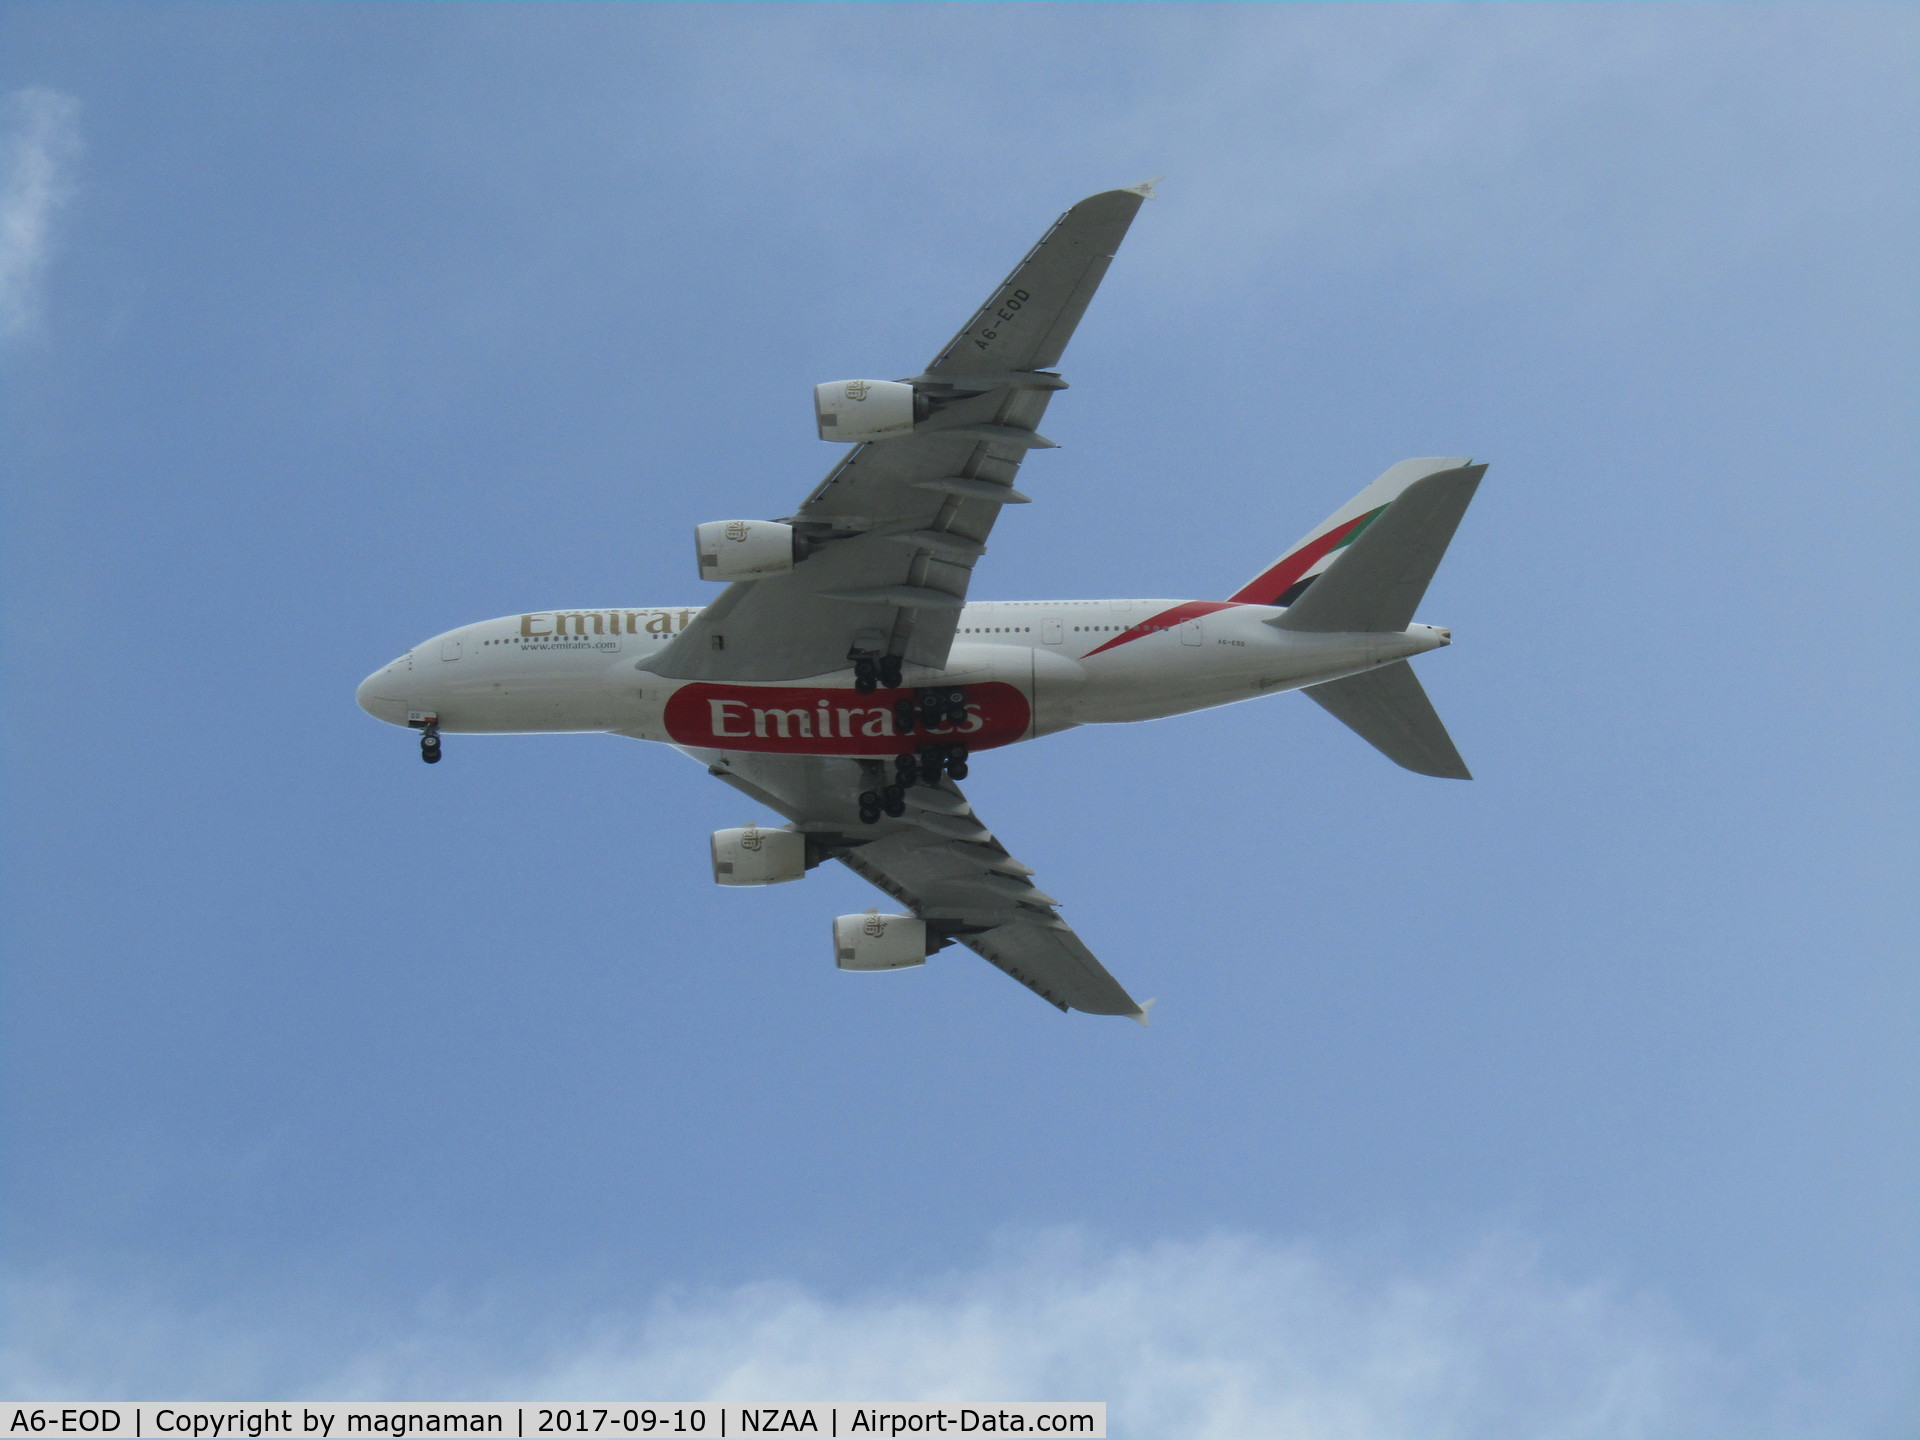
1, 86, 81, 338
8, 1232, 1764, 1437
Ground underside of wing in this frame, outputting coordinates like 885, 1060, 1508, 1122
676, 744, 1147, 1019
648, 187, 1150, 685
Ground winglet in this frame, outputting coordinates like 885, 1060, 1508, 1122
1125, 177, 1161, 199
1132, 997, 1159, 1027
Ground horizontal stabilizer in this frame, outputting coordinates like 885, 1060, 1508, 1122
1274, 464, 1485, 633
1303, 661, 1471, 779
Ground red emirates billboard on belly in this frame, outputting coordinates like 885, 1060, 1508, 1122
664, 682, 1030, 754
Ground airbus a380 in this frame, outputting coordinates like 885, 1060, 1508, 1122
357, 184, 1485, 1021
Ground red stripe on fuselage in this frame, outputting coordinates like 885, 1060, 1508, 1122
1083, 600, 1243, 657
1227, 510, 1374, 606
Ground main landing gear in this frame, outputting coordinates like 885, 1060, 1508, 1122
850, 673, 974, 823
853, 655, 905, 695
888, 686, 970, 735
857, 741, 969, 825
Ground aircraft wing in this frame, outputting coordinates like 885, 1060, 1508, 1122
679, 745, 1148, 1019
649, 185, 1151, 684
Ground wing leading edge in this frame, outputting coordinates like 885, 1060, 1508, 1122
649, 186, 1151, 685
675, 745, 1147, 1019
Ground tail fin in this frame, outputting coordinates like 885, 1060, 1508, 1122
1232, 458, 1483, 623
1243, 457, 1486, 779
1303, 661, 1471, 779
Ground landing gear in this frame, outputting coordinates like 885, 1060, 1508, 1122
854, 655, 905, 693
892, 699, 917, 735
414, 718, 442, 764
888, 742, 969, 789
858, 791, 881, 825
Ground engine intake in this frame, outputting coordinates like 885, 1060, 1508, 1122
696, 519, 799, 582
834, 912, 927, 970
711, 825, 806, 886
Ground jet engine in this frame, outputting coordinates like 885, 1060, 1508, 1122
814, 379, 917, 443
710, 825, 806, 886
833, 912, 927, 971
695, 519, 800, 582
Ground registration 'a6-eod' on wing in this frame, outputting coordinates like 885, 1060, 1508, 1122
357, 184, 1486, 1021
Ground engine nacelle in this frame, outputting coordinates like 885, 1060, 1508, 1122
711, 825, 806, 886
696, 519, 797, 582
815, 379, 917, 443
833, 912, 927, 971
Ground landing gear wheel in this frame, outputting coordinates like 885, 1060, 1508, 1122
947, 759, 968, 780
882, 784, 905, 806
892, 701, 917, 735
422, 747, 442, 765
858, 805, 881, 825
878, 656, 903, 689
883, 795, 907, 818
854, 659, 878, 695
919, 758, 942, 785
419, 727, 442, 764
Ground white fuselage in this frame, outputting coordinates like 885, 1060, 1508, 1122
356, 599, 1450, 754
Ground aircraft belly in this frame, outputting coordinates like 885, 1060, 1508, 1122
1066, 619, 1385, 725
428, 654, 626, 733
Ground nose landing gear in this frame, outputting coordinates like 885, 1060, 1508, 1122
410, 714, 442, 764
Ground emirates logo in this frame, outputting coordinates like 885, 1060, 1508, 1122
740, 826, 763, 852
862, 914, 887, 939
845, 380, 870, 402
723, 520, 751, 543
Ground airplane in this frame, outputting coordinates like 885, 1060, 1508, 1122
356, 183, 1485, 1022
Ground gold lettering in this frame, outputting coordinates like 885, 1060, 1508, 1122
521, 614, 552, 637
676, 609, 693, 630
645, 612, 674, 635
554, 612, 604, 636
623, 611, 647, 634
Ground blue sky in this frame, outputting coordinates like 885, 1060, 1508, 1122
2, 4, 1914, 1433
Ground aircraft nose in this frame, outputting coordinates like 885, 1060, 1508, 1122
356, 665, 410, 726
